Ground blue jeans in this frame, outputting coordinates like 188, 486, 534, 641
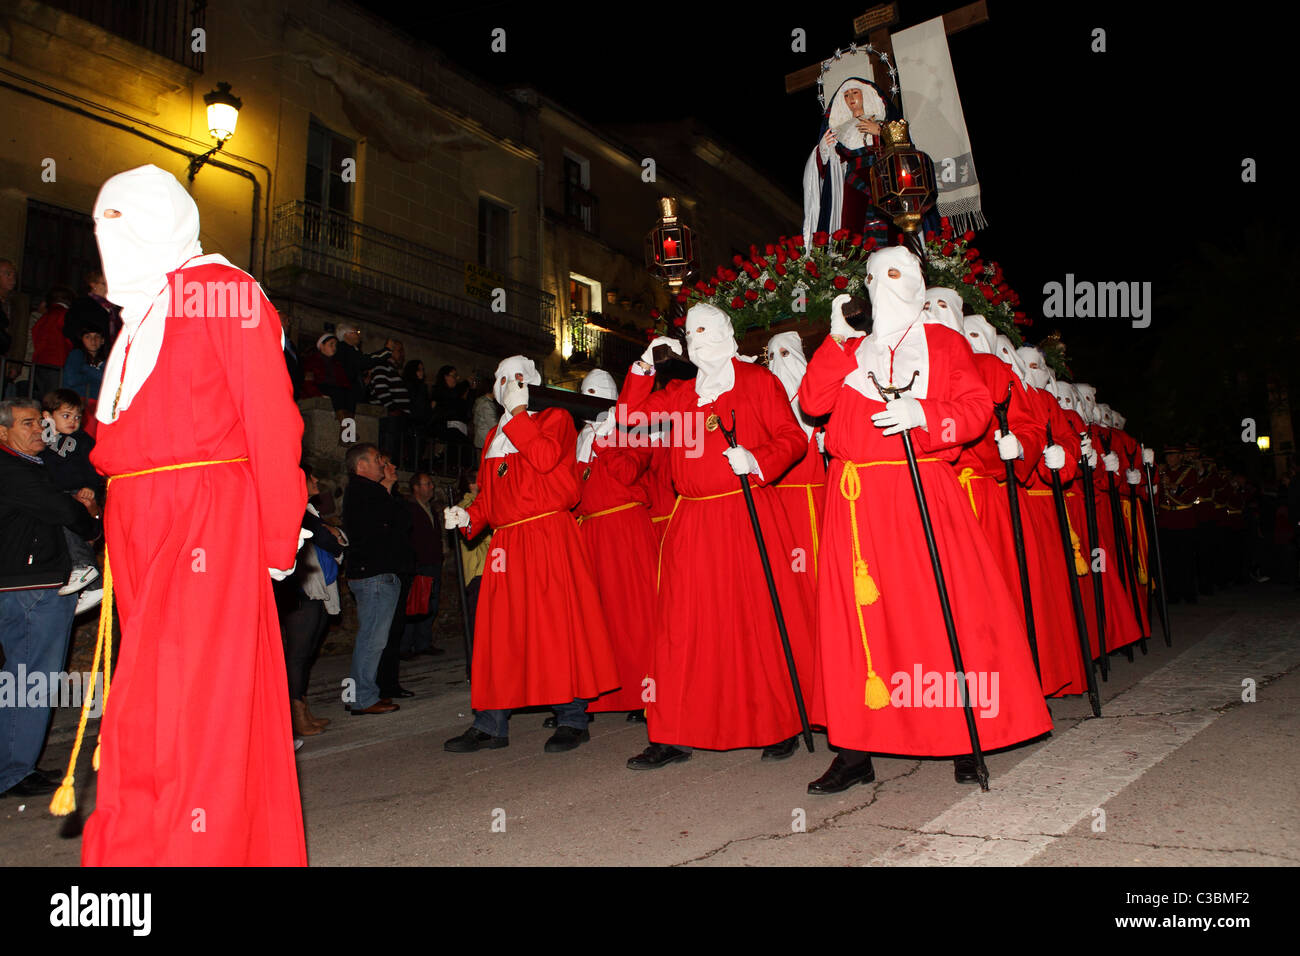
474, 698, 589, 738
0, 587, 78, 791
348, 573, 400, 710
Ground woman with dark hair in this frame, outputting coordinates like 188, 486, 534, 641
430, 365, 469, 439
62, 329, 107, 401
302, 333, 353, 417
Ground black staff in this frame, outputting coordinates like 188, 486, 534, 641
1099, 434, 1148, 655
1045, 423, 1102, 718
1075, 442, 1111, 680
868, 370, 989, 790
446, 486, 474, 681
991, 383, 1039, 679
1141, 455, 1173, 646
718, 410, 814, 754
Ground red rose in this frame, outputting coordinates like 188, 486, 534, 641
764, 279, 777, 291
792, 235, 805, 248
730, 296, 745, 309
753, 256, 768, 268
964, 249, 979, 261
805, 260, 819, 277
813, 231, 829, 247
649, 308, 661, 319
996, 282, 1009, 293
744, 289, 759, 301
765, 244, 776, 256
940, 216, 950, 227
706, 285, 718, 297
924, 230, 936, 242
833, 276, 848, 290
723, 269, 738, 282
676, 290, 690, 303
672, 315, 685, 327
962, 273, 976, 284
775, 247, 787, 264
963, 230, 975, 241
832, 228, 850, 241
743, 265, 760, 280
864, 237, 877, 251
775, 263, 788, 276
980, 285, 996, 300
732, 254, 744, 266
971, 264, 984, 276
940, 242, 954, 256
850, 234, 863, 247
694, 281, 709, 292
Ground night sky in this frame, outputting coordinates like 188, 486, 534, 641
370, 0, 1295, 463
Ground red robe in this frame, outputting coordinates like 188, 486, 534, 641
619, 358, 815, 750
1078, 417, 1144, 649
1111, 427, 1152, 630
798, 328, 1052, 756
464, 409, 619, 710
640, 440, 675, 544
574, 436, 658, 713
84, 262, 307, 866
773, 428, 827, 581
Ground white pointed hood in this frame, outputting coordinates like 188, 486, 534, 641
1074, 383, 1099, 425
767, 330, 814, 439
1017, 346, 1054, 391
846, 247, 929, 400
92, 164, 221, 424
683, 302, 738, 406
962, 314, 997, 355
576, 368, 618, 463
486, 354, 541, 459
923, 286, 965, 333
994, 334, 1029, 384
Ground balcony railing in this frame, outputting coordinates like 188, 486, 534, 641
270, 200, 554, 340
569, 313, 643, 372
43, 0, 206, 72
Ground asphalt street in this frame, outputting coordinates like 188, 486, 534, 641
3, 582, 1297, 867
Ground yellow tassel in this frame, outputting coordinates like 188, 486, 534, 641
49, 777, 76, 817
854, 559, 880, 605
92, 743, 100, 772
864, 672, 891, 710
1069, 526, 1088, 576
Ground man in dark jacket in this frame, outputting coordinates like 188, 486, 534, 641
341, 443, 410, 715
335, 323, 379, 415
0, 398, 102, 798
401, 472, 444, 658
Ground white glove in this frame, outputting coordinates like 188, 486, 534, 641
994, 429, 1023, 461
829, 293, 865, 341
594, 412, 618, 439
1142, 447, 1155, 466
1126, 468, 1142, 485
640, 335, 682, 366
723, 446, 761, 477
815, 431, 826, 454
871, 397, 926, 437
1079, 434, 1094, 459
444, 506, 470, 530
1084, 447, 1099, 469
1103, 451, 1120, 473
1043, 444, 1066, 471
270, 527, 313, 580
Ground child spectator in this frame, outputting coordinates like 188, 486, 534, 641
62, 328, 107, 401
40, 388, 104, 612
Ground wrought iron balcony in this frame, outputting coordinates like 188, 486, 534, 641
567, 312, 643, 372
41, 0, 206, 71
269, 201, 555, 346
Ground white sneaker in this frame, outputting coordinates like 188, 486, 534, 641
75, 588, 104, 615
59, 565, 99, 596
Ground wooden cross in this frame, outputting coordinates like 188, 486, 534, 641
784, 0, 990, 101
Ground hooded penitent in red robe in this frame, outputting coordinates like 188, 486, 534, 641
81, 166, 306, 866
464, 407, 620, 710
574, 406, 658, 714
798, 323, 1052, 757
618, 356, 815, 750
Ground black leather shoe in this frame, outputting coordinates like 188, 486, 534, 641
761, 736, 799, 761
626, 711, 647, 723
953, 755, 982, 784
543, 725, 590, 753
807, 753, 876, 794
444, 726, 508, 753
1, 772, 60, 798
627, 743, 691, 770
380, 687, 415, 699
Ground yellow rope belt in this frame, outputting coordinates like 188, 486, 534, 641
835, 460, 946, 711
777, 483, 825, 575
650, 514, 671, 523
1119, 498, 1150, 585
956, 468, 982, 519
51, 456, 250, 816
575, 501, 644, 525
1026, 488, 1088, 575
654, 488, 749, 589
496, 510, 561, 529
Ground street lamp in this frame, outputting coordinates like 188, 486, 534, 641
1258, 435, 1271, 451
188, 82, 243, 181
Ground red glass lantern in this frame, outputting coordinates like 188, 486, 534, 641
869, 120, 936, 234
645, 197, 697, 290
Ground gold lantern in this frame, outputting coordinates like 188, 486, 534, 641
869, 120, 936, 233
